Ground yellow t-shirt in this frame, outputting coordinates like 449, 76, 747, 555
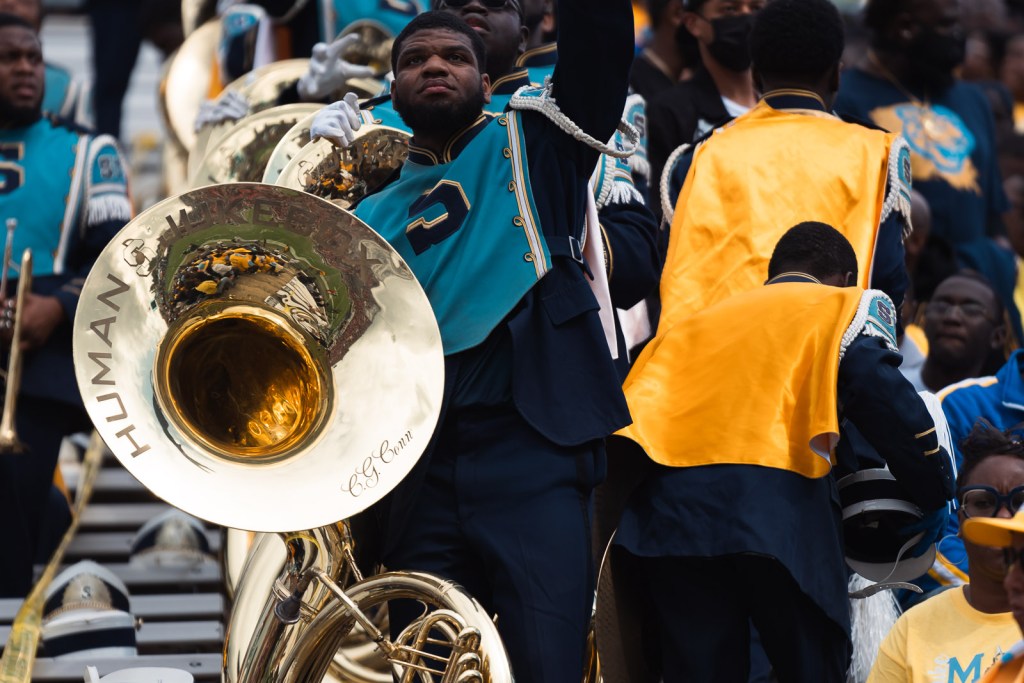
868, 587, 1019, 683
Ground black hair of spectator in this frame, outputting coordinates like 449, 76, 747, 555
392, 10, 488, 75
957, 419, 1024, 490
768, 221, 859, 282
0, 13, 35, 32
647, 0, 674, 28
863, 0, 910, 35
683, 0, 711, 11
750, 0, 845, 83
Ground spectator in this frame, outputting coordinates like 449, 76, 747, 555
868, 421, 1023, 683
834, 0, 1021, 342
629, 0, 690, 102
907, 272, 1007, 392
645, 0, 762, 210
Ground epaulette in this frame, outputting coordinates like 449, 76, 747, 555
837, 111, 888, 133
44, 111, 93, 136
840, 290, 899, 360
880, 135, 913, 236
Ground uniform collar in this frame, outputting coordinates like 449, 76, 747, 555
516, 42, 557, 68
765, 272, 821, 286
490, 69, 531, 95
761, 89, 828, 113
407, 114, 493, 166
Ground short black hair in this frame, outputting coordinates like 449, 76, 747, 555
750, 0, 845, 83
682, 0, 710, 12
957, 420, 1024, 490
863, 0, 910, 35
647, 0, 675, 28
0, 12, 35, 32
391, 10, 488, 75
767, 221, 859, 282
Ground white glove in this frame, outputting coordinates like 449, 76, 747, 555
310, 92, 363, 148
297, 34, 376, 102
194, 90, 250, 132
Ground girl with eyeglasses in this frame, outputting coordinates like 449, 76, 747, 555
869, 420, 1024, 683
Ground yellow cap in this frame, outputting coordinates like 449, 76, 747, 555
963, 509, 1024, 548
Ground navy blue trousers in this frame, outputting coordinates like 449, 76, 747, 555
633, 554, 850, 683
0, 397, 87, 597
384, 405, 604, 682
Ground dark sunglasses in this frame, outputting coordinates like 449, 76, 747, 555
958, 485, 1024, 519
439, 0, 520, 10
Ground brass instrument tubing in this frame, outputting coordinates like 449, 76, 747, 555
310, 568, 395, 658
0, 432, 105, 682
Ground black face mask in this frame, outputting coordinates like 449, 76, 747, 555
706, 14, 754, 72
906, 27, 966, 94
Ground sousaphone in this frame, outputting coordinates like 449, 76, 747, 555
73, 184, 513, 682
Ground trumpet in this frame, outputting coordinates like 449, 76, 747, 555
73, 184, 514, 682
0, 217, 31, 454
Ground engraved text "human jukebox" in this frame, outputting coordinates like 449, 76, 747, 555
85, 273, 151, 457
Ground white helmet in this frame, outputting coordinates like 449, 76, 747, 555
41, 561, 136, 660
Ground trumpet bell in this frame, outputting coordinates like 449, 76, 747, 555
72, 183, 444, 532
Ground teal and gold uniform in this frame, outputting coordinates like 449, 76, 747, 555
42, 63, 92, 128
355, 112, 549, 354
0, 115, 130, 598
319, 0, 424, 39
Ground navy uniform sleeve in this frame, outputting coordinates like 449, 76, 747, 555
870, 203, 910, 312
598, 199, 659, 310
548, 0, 634, 163
838, 334, 955, 512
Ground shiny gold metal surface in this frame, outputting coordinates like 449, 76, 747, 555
337, 20, 394, 82
275, 126, 410, 209
73, 183, 444, 532
224, 59, 312, 113
161, 19, 219, 152
190, 103, 323, 186
261, 109, 321, 185
0, 249, 30, 453
181, 0, 217, 38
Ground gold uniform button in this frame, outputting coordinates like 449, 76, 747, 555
513, 216, 525, 227
503, 148, 512, 158
508, 180, 516, 192
524, 253, 535, 262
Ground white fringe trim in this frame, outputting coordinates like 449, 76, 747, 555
86, 194, 132, 225
846, 573, 901, 683
629, 153, 651, 185
880, 135, 913, 240
840, 289, 898, 361
509, 80, 640, 159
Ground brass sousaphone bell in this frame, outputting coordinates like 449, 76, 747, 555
73, 184, 513, 681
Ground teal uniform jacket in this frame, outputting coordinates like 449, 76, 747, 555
43, 63, 92, 129
321, 0, 423, 38
354, 0, 654, 446
0, 116, 131, 406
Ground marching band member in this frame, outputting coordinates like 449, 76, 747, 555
313, 0, 654, 677
617, 222, 954, 682
0, 13, 130, 597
